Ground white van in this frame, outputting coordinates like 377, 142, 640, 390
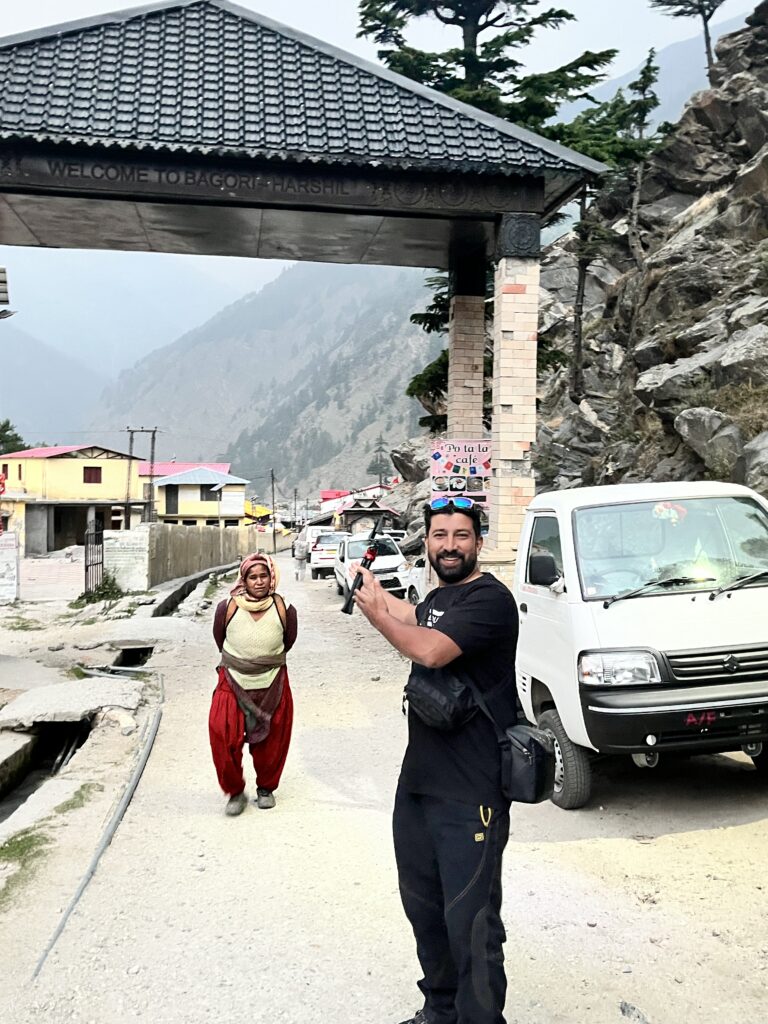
513, 482, 768, 809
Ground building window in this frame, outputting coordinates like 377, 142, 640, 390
224, 519, 239, 527
18, 464, 22, 480
182, 519, 196, 526
1, 463, 7, 478
83, 466, 102, 484
205, 519, 218, 526
165, 519, 178, 525
200, 485, 219, 502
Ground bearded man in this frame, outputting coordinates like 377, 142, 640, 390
354, 498, 519, 1024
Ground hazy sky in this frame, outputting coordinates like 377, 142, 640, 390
3, 0, 754, 78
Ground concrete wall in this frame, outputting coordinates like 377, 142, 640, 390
104, 524, 292, 591
24, 505, 48, 556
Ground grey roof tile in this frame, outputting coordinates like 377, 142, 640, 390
0, 0, 603, 181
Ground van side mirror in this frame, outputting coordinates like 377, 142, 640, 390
415, 557, 425, 568
529, 553, 560, 588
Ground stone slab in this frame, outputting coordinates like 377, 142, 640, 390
0, 731, 37, 800
0, 777, 80, 846
0, 678, 142, 729
0, 655, 69, 693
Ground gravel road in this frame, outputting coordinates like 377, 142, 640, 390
2, 553, 766, 1024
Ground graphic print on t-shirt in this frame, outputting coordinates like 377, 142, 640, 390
424, 606, 444, 629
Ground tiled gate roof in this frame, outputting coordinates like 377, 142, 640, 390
0, 0, 602, 180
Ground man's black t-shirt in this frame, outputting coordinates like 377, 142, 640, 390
399, 573, 519, 809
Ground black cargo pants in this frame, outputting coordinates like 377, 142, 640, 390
393, 785, 511, 1024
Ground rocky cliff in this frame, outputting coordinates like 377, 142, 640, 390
534, 3, 768, 496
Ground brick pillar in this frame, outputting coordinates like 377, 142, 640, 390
482, 214, 541, 583
446, 294, 486, 437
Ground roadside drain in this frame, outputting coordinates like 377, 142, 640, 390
112, 642, 155, 668
0, 719, 92, 825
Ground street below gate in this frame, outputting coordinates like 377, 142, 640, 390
1, 552, 766, 1024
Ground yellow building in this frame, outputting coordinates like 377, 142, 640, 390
0, 445, 145, 554
153, 467, 248, 527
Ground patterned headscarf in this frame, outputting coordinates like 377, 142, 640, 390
231, 553, 280, 599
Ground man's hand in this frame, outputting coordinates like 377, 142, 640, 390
353, 566, 389, 627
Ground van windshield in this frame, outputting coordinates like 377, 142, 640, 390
573, 496, 768, 600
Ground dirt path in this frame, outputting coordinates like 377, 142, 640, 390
2, 554, 767, 1024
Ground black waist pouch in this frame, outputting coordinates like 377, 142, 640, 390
403, 663, 478, 732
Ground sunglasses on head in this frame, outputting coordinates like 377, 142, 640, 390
429, 497, 476, 511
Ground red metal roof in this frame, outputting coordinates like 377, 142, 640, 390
2, 445, 93, 458
320, 489, 350, 500
138, 461, 230, 477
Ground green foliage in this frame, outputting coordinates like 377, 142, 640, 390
54, 782, 104, 814
649, 1, 725, 21
5, 616, 44, 631
358, 1, 617, 130
0, 419, 26, 456
70, 569, 124, 607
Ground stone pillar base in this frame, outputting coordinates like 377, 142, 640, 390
479, 548, 518, 586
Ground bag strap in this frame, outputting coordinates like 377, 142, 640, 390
461, 676, 509, 746
224, 598, 238, 629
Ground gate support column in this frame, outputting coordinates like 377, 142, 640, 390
447, 249, 486, 438
482, 214, 541, 583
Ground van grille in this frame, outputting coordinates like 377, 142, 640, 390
666, 646, 768, 685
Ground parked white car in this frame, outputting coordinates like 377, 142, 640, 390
513, 481, 768, 810
405, 555, 433, 605
309, 531, 349, 580
334, 534, 410, 598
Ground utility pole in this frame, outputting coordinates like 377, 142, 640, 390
125, 426, 158, 523
270, 468, 277, 554
124, 427, 135, 530
293, 487, 298, 528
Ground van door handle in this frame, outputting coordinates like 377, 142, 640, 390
520, 603, 528, 614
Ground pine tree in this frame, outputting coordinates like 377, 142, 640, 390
366, 434, 391, 485
649, 1, 727, 84
0, 419, 26, 456
358, 1, 617, 130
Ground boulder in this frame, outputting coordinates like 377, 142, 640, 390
744, 431, 768, 494
390, 436, 432, 483
673, 408, 745, 478
716, 324, 768, 385
634, 346, 724, 409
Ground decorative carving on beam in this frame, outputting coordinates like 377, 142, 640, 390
496, 212, 541, 260
0, 145, 544, 219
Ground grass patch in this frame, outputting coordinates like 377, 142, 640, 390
203, 579, 219, 600
54, 782, 104, 815
0, 827, 52, 911
65, 665, 88, 680
78, 617, 99, 627
5, 617, 44, 632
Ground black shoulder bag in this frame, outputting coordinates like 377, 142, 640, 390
463, 678, 556, 805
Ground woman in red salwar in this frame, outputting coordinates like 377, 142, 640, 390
209, 553, 298, 816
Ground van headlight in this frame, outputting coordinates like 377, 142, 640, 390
579, 651, 661, 687
398, 562, 409, 573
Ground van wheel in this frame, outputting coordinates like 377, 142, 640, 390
538, 709, 592, 810
310, 568, 319, 581
407, 587, 420, 606
751, 748, 768, 775
336, 580, 344, 596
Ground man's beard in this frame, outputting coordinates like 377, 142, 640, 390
429, 548, 478, 584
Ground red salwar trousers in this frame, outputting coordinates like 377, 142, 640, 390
208, 666, 294, 796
